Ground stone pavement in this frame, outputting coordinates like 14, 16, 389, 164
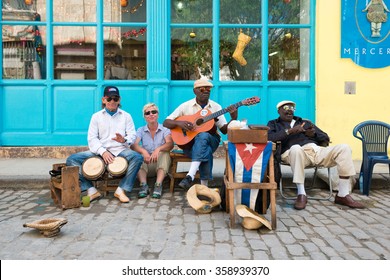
0, 158, 389, 260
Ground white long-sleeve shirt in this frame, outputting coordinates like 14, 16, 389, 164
88, 108, 136, 156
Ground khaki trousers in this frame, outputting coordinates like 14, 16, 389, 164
139, 151, 171, 177
281, 143, 356, 184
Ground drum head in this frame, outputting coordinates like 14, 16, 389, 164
107, 156, 128, 177
82, 157, 105, 180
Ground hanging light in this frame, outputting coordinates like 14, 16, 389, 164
120, 0, 128, 7
25, 0, 33, 5
177, 1, 184, 12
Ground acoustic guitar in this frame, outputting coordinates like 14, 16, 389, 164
171, 96, 260, 145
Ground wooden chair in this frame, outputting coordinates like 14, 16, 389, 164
168, 150, 200, 192
223, 141, 277, 229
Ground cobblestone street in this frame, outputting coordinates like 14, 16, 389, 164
1, 186, 389, 260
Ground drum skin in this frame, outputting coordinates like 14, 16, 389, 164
82, 156, 105, 180
107, 156, 128, 177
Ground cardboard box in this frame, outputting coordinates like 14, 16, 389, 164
228, 127, 268, 143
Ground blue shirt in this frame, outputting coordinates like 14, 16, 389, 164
135, 123, 171, 154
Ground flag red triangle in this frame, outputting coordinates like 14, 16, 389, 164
235, 143, 266, 171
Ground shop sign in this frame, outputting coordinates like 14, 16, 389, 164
341, 0, 390, 68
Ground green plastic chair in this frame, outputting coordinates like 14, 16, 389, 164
353, 120, 390, 196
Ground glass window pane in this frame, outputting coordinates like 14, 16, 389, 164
171, 28, 213, 80
220, 0, 261, 24
220, 28, 261, 81
268, 28, 310, 81
2, 0, 46, 21
171, 0, 212, 24
104, 0, 146, 23
53, 26, 96, 80
104, 26, 147, 80
53, 0, 96, 22
268, 0, 310, 24
2, 25, 46, 79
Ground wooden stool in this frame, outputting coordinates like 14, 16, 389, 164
49, 163, 80, 210
96, 173, 121, 196
168, 150, 200, 192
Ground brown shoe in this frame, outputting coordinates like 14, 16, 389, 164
114, 191, 130, 203
294, 194, 307, 210
335, 194, 365, 209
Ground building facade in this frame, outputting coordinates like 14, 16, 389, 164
1, 0, 389, 159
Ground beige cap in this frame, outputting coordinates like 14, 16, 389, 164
276, 100, 296, 110
193, 79, 213, 89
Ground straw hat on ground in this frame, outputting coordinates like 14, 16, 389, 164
186, 184, 221, 214
235, 204, 272, 230
23, 217, 68, 237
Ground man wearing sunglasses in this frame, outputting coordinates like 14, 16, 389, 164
163, 79, 238, 190
267, 100, 365, 210
66, 86, 143, 204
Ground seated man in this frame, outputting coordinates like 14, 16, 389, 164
163, 79, 238, 189
267, 100, 365, 210
66, 86, 143, 203
131, 103, 174, 199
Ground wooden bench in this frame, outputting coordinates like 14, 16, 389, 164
168, 150, 200, 193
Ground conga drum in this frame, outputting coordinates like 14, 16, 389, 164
107, 156, 128, 177
82, 156, 106, 180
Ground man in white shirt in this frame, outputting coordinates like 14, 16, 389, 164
66, 86, 143, 203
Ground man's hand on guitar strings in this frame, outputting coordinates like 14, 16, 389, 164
180, 121, 193, 131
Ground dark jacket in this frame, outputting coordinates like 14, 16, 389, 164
267, 116, 330, 154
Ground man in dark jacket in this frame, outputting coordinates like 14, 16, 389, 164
267, 100, 365, 210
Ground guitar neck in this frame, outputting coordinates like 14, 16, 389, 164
203, 101, 243, 123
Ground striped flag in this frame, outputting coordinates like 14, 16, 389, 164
228, 141, 273, 210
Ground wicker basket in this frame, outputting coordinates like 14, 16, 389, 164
23, 218, 68, 237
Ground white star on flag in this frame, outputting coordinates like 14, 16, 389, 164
243, 143, 258, 154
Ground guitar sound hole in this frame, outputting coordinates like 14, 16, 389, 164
196, 119, 204, 126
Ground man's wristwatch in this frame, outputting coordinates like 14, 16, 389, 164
285, 128, 290, 135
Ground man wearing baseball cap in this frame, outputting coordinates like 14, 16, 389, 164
66, 85, 143, 204
267, 101, 365, 210
163, 79, 238, 189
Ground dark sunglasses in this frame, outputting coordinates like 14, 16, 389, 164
144, 110, 158, 116
197, 86, 212, 93
106, 97, 119, 102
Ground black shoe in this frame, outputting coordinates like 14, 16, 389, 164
178, 175, 193, 189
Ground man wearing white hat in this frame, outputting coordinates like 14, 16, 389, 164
163, 79, 238, 189
267, 101, 365, 210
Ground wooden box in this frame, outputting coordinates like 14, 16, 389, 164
228, 126, 268, 143
49, 163, 81, 210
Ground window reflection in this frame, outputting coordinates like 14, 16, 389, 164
220, 28, 261, 81
53, 0, 96, 22
171, 0, 212, 24
53, 26, 96, 80
171, 28, 213, 80
104, 27, 147, 80
268, 0, 310, 24
268, 28, 309, 81
220, 0, 261, 24
2, 1, 47, 80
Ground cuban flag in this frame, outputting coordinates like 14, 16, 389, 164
228, 141, 273, 210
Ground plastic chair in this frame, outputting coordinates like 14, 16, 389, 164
353, 120, 390, 196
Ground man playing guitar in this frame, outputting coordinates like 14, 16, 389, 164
163, 79, 238, 189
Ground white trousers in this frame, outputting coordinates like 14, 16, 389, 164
281, 143, 356, 184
